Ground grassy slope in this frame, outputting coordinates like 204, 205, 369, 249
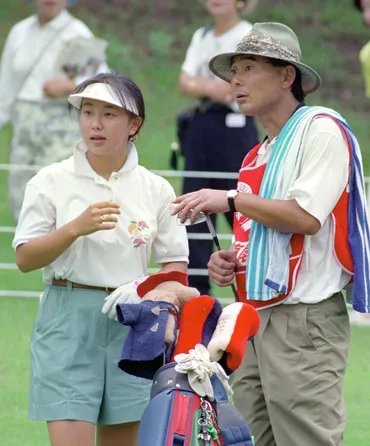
0, 1, 370, 444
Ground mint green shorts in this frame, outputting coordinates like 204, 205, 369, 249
29, 283, 151, 425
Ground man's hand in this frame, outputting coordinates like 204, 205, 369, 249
172, 189, 230, 223
208, 249, 238, 287
43, 78, 76, 98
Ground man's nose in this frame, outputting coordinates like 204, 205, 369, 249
231, 73, 243, 88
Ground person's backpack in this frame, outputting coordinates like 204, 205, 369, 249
137, 362, 255, 446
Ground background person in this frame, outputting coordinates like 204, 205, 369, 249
0, 0, 109, 222
178, 0, 259, 295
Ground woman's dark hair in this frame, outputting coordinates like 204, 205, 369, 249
266, 59, 305, 102
69, 72, 145, 141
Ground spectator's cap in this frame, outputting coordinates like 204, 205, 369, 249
209, 22, 322, 95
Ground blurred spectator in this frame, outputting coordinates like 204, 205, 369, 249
0, 0, 109, 222
354, 0, 370, 27
178, 0, 259, 295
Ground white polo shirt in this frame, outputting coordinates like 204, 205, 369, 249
12, 142, 189, 288
181, 21, 252, 112
182, 21, 252, 80
255, 117, 351, 304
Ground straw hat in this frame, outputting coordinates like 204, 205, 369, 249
199, 0, 259, 15
209, 22, 322, 95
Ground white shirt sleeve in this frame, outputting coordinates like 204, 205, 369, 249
286, 117, 350, 226
0, 25, 20, 129
12, 173, 56, 250
152, 182, 189, 265
181, 28, 205, 77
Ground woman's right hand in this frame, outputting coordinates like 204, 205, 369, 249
70, 201, 121, 236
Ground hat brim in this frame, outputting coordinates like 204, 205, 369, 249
209, 51, 322, 95
198, 0, 259, 15
68, 91, 124, 110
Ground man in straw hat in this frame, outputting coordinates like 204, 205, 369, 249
172, 22, 370, 445
177, 0, 259, 296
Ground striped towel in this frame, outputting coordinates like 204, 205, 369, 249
246, 106, 370, 313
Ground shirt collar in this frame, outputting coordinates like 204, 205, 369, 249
32, 9, 72, 31
73, 141, 139, 179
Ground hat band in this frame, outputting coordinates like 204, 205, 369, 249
236, 29, 301, 64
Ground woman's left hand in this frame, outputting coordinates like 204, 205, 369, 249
172, 189, 230, 224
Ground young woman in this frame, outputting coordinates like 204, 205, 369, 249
0, 0, 109, 221
12, 73, 189, 446
178, 0, 259, 295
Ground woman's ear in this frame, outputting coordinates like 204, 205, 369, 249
129, 116, 143, 137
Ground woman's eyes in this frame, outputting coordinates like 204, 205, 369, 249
83, 111, 116, 118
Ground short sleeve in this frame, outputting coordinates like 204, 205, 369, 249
286, 117, 350, 226
12, 175, 56, 250
152, 182, 189, 265
181, 28, 204, 77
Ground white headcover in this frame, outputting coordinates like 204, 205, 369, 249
68, 82, 139, 115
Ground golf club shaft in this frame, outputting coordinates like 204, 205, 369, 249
205, 216, 240, 302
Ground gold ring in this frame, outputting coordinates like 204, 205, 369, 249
100, 215, 106, 222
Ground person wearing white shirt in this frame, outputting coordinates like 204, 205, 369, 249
12, 73, 189, 446
0, 0, 109, 222
178, 0, 259, 296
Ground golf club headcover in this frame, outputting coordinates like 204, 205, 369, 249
116, 300, 178, 380
136, 270, 189, 297
170, 296, 222, 361
207, 302, 260, 375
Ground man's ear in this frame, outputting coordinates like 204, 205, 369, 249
281, 65, 297, 91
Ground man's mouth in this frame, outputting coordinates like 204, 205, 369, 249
90, 136, 106, 140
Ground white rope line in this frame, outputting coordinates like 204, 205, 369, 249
0, 163, 240, 179
0, 163, 368, 182
0, 227, 233, 240
0, 288, 234, 304
0, 263, 211, 275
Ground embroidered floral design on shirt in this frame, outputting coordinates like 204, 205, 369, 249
128, 220, 150, 248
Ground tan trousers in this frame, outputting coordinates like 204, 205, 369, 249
232, 293, 350, 446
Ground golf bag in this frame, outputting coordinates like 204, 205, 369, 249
137, 362, 254, 446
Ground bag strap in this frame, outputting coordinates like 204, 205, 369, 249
15, 17, 73, 99
202, 25, 212, 38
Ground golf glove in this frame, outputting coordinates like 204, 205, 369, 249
102, 277, 148, 321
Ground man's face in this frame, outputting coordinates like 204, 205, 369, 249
230, 55, 289, 116
204, 0, 239, 17
35, 0, 68, 22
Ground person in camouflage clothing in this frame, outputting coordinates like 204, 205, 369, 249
0, 0, 109, 221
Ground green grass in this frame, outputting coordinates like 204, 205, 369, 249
1, 0, 370, 444
0, 297, 369, 445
